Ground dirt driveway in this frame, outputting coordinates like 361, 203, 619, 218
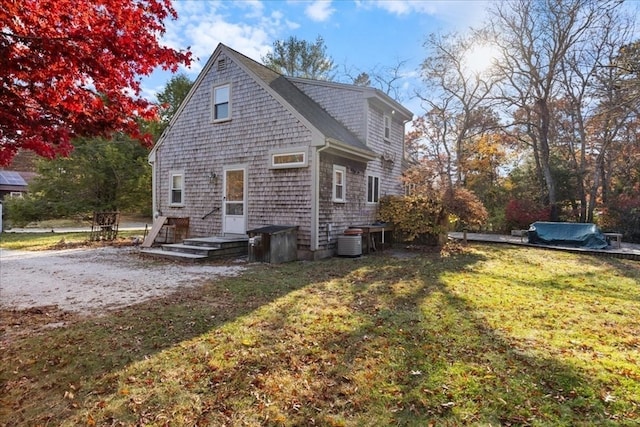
0, 246, 245, 315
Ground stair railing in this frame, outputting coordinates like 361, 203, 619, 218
202, 206, 220, 220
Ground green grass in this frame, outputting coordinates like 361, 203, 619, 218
0, 230, 142, 250
1, 244, 639, 426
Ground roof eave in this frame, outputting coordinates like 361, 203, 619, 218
365, 94, 413, 122
324, 138, 378, 162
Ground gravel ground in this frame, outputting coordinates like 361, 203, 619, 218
0, 246, 245, 315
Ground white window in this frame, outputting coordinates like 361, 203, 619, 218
333, 165, 346, 203
170, 172, 184, 206
270, 151, 307, 169
404, 183, 416, 196
213, 83, 231, 121
383, 114, 391, 140
367, 174, 380, 203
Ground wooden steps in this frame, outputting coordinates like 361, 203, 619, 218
140, 236, 248, 263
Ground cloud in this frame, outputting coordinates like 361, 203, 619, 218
359, 0, 489, 30
236, 0, 265, 19
305, 1, 335, 22
158, 1, 292, 77
362, 0, 426, 15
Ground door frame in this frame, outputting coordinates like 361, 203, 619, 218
222, 164, 248, 235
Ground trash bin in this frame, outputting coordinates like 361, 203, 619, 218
247, 225, 298, 263
337, 228, 363, 257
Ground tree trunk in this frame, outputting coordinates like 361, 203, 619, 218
536, 99, 559, 220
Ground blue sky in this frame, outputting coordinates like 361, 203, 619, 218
142, 0, 491, 116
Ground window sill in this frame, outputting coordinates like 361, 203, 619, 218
270, 164, 307, 170
212, 118, 232, 124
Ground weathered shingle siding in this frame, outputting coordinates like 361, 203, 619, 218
366, 105, 405, 196
154, 45, 410, 259
291, 83, 406, 250
292, 81, 367, 141
155, 52, 313, 246
293, 81, 405, 196
317, 153, 373, 249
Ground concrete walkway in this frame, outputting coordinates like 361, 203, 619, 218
449, 232, 640, 260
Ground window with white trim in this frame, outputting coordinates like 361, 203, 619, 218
333, 165, 346, 202
270, 151, 307, 169
213, 83, 231, 121
367, 174, 380, 203
383, 114, 391, 141
404, 183, 417, 196
170, 172, 184, 206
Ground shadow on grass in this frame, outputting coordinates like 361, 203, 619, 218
0, 260, 323, 425
472, 244, 640, 304
1, 249, 636, 425
310, 253, 620, 426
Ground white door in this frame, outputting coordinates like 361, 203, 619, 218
223, 166, 247, 235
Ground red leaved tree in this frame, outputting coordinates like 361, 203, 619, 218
0, 0, 191, 165
505, 199, 551, 230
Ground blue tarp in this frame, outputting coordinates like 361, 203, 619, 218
528, 221, 608, 249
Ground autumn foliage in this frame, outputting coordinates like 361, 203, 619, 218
505, 199, 551, 230
442, 187, 489, 230
378, 194, 448, 243
599, 191, 640, 243
0, 0, 191, 165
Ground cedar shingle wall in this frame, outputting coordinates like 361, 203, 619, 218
155, 53, 313, 248
317, 153, 374, 249
293, 81, 405, 197
366, 107, 405, 196
155, 52, 408, 256
291, 81, 367, 141
293, 83, 407, 250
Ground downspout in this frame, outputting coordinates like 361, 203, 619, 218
311, 143, 330, 253
148, 149, 157, 219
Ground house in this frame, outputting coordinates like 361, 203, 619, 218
0, 151, 39, 200
0, 170, 32, 199
148, 43, 413, 260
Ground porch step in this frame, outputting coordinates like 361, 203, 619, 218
140, 235, 249, 263
184, 236, 249, 249
138, 248, 209, 262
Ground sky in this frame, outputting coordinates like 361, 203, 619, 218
141, 0, 492, 117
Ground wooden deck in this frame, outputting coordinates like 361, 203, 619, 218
449, 232, 640, 261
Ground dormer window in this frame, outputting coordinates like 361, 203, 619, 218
383, 114, 391, 141
213, 83, 231, 122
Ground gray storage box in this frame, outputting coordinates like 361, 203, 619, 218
247, 225, 298, 263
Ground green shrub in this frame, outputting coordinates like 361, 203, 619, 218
2, 195, 50, 227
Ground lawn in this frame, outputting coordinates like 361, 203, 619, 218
0, 230, 142, 251
1, 243, 638, 426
